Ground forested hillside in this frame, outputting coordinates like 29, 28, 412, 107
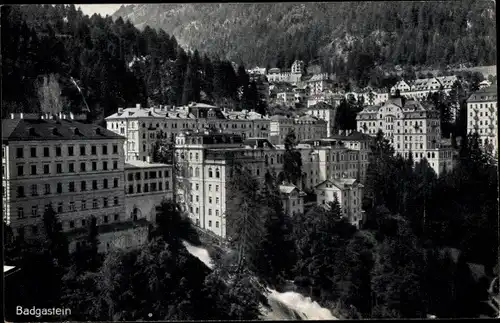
2, 5, 264, 121
112, 2, 497, 70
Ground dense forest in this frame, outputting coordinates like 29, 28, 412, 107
112, 2, 497, 70
1, 4, 264, 122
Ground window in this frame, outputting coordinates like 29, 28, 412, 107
103, 197, 109, 208
136, 184, 142, 193
69, 182, 75, 192
208, 168, 213, 177
17, 207, 24, 219
102, 145, 108, 155
128, 185, 133, 194
69, 202, 75, 212
195, 183, 199, 190
57, 202, 63, 213
81, 200, 87, 210
31, 147, 37, 157
103, 215, 108, 223
114, 213, 119, 221
44, 184, 51, 195
113, 178, 119, 188
209, 197, 213, 204
91, 145, 97, 155
16, 147, 24, 158
56, 163, 62, 173
31, 165, 36, 175
216, 210, 219, 216
151, 182, 157, 191
103, 179, 108, 189
216, 221, 219, 228
114, 196, 119, 206
135, 172, 141, 180
43, 164, 50, 174
208, 220, 212, 227
113, 144, 118, 154
31, 205, 38, 217
80, 162, 86, 172
196, 195, 199, 202
92, 199, 98, 209
69, 163, 74, 173
56, 182, 62, 194
92, 180, 98, 190
144, 184, 149, 192
69, 221, 75, 229
164, 170, 169, 177
44, 147, 50, 157
216, 197, 219, 204
92, 162, 97, 171
128, 173, 133, 181
31, 184, 38, 196
17, 165, 24, 176
159, 181, 163, 191
216, 185, 219, 192
165, 181, 169, 190
103, 161, 108, 170
80, 145, 86, 156
209, 184, 212, 191
68, 146, 74, 156
113, 161, 118, 170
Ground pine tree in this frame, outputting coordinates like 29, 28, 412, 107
282, 130, 303, 186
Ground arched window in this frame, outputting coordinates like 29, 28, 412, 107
195, 167, 199, 177
208, 168, 213, 178
215, 168, 220, 178
189, 167, 193, 177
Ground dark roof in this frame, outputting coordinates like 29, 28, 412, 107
2, 119, 125, 142
328, 131, 373, 142
308, 102, 334, 110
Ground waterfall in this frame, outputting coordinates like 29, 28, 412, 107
182, 241, 338, 320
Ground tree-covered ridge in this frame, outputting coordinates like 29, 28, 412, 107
2, 4, 265, 122
112, 2, 496, 70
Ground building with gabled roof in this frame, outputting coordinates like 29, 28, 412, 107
279, 183, 306, 216
314, 177, 364, 228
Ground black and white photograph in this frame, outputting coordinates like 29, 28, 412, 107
2, 2, 499, 320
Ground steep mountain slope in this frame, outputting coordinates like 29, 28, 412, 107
112, 2, 497, 69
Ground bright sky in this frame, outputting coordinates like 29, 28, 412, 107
76, 4, 125, 17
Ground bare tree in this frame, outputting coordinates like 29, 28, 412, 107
37, 74, 64, 115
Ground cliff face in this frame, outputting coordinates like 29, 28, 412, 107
111, 2, 497, 68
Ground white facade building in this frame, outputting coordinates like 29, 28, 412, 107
124, 160, 174, 222
279, 184, 306, 216
356, 98, 457, 175
467, 86, 498, 158
315, 178, 364, 228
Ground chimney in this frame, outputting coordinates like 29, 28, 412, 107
146, 156, 151, 163
70, 112, 75, 120
118, 107, 124, 114
136, 103, 141, 109
10, 113, 14, 119
20, 113, 24, 119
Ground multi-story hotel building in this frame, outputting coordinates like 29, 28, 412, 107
1, 113, 146, 252
307, 102, 337, 137
315, 178, 364, 228
269, 114, 328, 144
105, 103, 272, 161
467, 86, 498, 158
390, 76, 459, 100
356, 97, 457, 175
124, 160, 174, 222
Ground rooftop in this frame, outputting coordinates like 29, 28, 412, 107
2, 118, 124, 142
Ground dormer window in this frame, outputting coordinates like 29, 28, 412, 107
52, 128, 59, 136
95, 128, 101, 135
28, 128, 36, 136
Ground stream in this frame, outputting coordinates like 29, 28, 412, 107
182, 241, 338, 320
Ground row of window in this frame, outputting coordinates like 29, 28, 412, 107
127, 181, 170, 194
16, 160, 119, 176
189, 206, 221, 218
16, 178, 120, 197
17, 197, 120, 219
127, 170, 170, 181
189, 183, 220, 192
16, 144, 119, 159
16, 213, 121, 237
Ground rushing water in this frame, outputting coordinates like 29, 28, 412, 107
182, 241, 338, 320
